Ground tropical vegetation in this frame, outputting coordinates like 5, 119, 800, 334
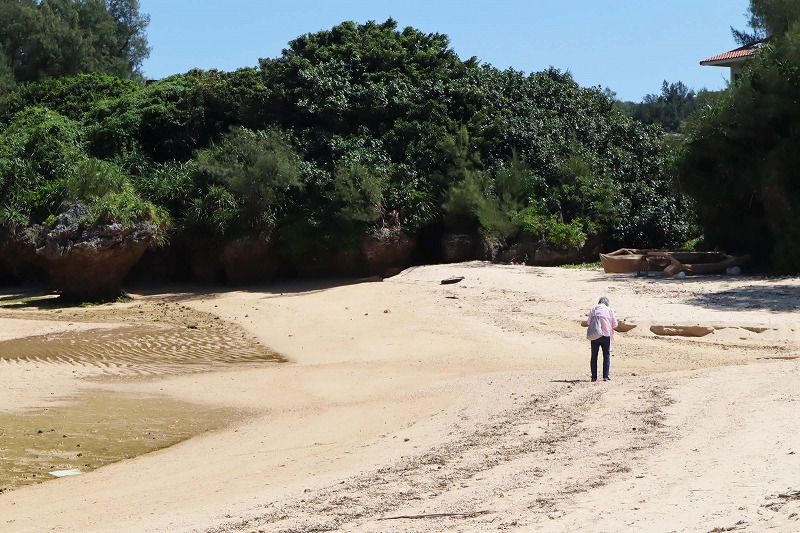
2, 0, 797, 292
678, 0, 800, 273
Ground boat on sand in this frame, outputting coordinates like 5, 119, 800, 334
599, 249, 750, 277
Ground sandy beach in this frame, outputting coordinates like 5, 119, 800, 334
1, 262, 799, 532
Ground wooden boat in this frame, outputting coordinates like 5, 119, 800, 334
599, 249, 658, 273
599, 249, 750, 276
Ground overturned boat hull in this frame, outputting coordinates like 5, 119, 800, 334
599, 249, 750, 276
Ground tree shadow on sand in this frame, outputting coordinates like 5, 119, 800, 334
686, 284, 800, 312
0, 291, 132, 309
129, 276, 372, 303
588, 272, 724, 285
0, 290, 68, 309
587, 273, 799, 313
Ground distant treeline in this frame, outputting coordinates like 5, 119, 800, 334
617, 81, 717, 134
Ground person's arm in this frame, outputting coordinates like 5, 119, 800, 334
611, 309, 619, 329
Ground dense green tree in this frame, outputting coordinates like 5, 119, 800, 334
259, 19, 477, 198
732, 0, 800, 44
443, 150, 536, 239
0, 0, 150, 88
1, 72, 138, 122
619, 81, 705, 133
105, 0, 150, 76
0, 106, 84, 225
452, 66, 695, 247
0, 106, 160, 230
259, 22, 695, 250
680, 2, 800, 271
0, 17, 705, 282
83, 68, 271, 164
191, 127, 303, 237
439, 125, 487, 231
259, 19, 472, 133
257, 20, 481, 252
333, 162, 387, 224
0, 54, 14, 108
83, 72, 208, 164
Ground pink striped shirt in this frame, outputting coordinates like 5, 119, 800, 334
588, 304, 618, 340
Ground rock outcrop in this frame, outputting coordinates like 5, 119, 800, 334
499, 236, 598, 266
186, 239, 225, 284
221, 234, 281, 285
478, 235, 504, 262
361, 227, 415, 277
293, 248, 362, 278
27, 205, 157, 301
0, 228, 45, 283
441, 233, 477, 263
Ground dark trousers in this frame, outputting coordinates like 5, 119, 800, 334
590, 336, 611, 381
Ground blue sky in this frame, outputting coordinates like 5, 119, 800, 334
139, 0, 751, 102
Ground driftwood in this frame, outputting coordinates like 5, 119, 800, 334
378, 510, 492, 521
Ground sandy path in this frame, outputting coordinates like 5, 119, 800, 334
547, 363, 800, 533
0, 263, 798, 532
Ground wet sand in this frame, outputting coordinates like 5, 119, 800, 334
0, 391, 232, 493
0, 263, 799, 532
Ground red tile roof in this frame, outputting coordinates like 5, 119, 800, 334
700, 43, 761, 65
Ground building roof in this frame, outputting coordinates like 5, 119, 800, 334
700, 42, 761, 66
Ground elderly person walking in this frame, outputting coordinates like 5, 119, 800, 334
587, 296, 618, 382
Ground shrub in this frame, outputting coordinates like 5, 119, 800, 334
0, 107, 85, 225
64, 158, 129, 200
334, 162, 387, 223
61, 158, 169, 235
1, 73, 139, 123
192, 126, 303, 236
518, 210, 587, 248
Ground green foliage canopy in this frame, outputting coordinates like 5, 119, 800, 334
733, 0, 800, 44
680, 5, 800, 272
619, 81, 708, 133
0, 0, 150, 89
0, 106, 163, 231
0, 17, 701, 274
1, 72, 138, 122
0, 106, 84, 225
192, 127, 303, 237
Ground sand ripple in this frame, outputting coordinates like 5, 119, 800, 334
0, 317, 282, 376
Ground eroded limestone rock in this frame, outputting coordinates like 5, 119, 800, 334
27, 205, 157, 301
361, 227, 415, 277
221, 235, 281, 285
441, 233, 477, 263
